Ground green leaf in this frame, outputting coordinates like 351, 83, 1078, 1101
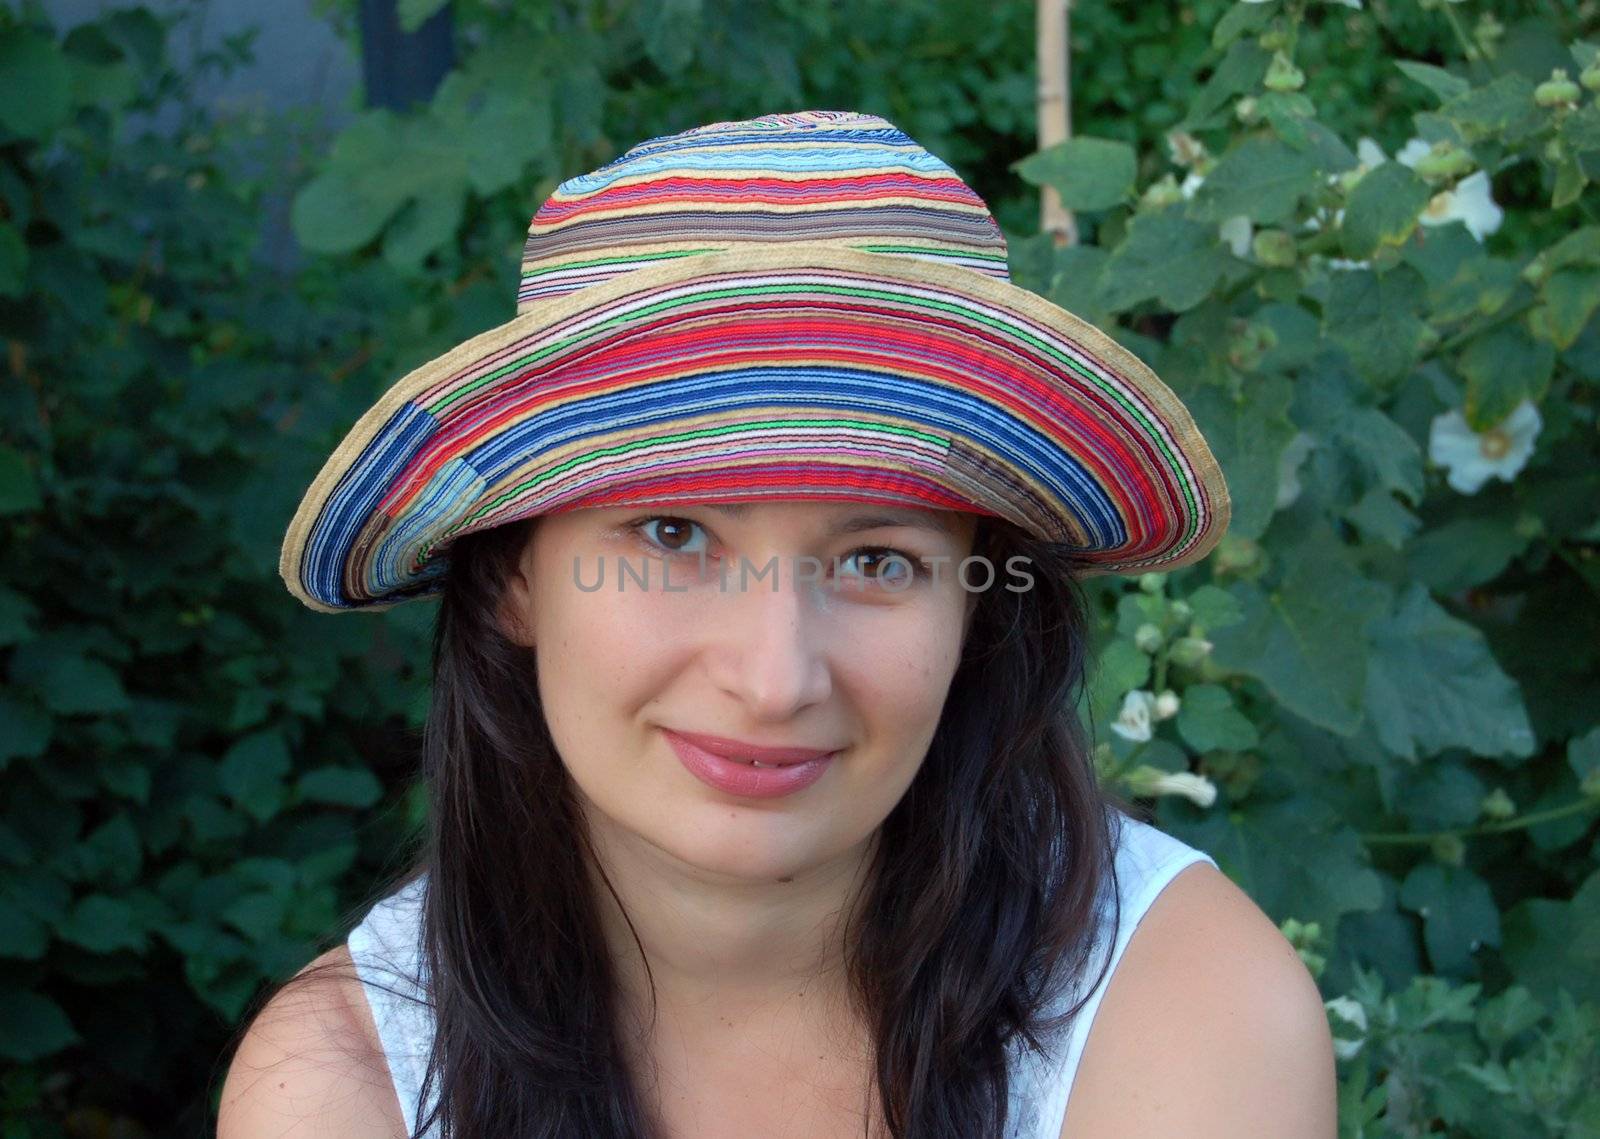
1174, 374, 1296, 540
1459, 323, 1555, 431
0, 987, 79, 1061
1085, 637, 1151, 729
1363, 583, 1537, 762
1344, 487, 1421, 549
297, 766, 384, 809
382, 182, 465, 270
1530, 268, 1600, 350
1399, 863, 1502, 976
1012, 137, 1137, 211
1098, 209, 1230, 312
0, 221, 26, 299
639, 0, 703, 76
1180, 796, 1383, 936
1184, 584, 1245, 633
289, 111, 415, 254
1406, 516, 1531, 593
1210, 527, 1392, 735
1323, 265, 1432, 387
56, 893, 147, 954
1342, 162, 1432, 259
1176, 684, 1259, 752
1183, 40, 1270, 130
1189, 136, 1324, 225
0, 692, 49, 766
1394, 60, 1471, 103
397, 0, 451, 32
1212, 2, 1273, 50
217, 731, 292, 825
8, 636, 130, 716
0, 444, 41, 515
1439, 73, 1539, 144
1501, 869, 1600, 1005
0, 29, 73, 140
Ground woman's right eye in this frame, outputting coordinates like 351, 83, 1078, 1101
630, 516, 710, 556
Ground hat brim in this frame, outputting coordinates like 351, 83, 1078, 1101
279, 243, 1230, 613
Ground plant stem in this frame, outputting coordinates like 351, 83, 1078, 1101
1360, 797, 1600, 844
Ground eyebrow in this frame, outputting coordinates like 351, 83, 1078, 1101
698, 503, 955, 535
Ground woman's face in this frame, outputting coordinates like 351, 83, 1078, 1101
498, 500, 981, 883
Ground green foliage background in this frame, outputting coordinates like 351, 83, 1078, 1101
2, 0, 1597, 1134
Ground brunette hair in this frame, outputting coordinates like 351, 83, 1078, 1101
247, 512, 1134, 1138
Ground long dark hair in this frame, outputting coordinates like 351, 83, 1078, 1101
262, 512, 1132, 1138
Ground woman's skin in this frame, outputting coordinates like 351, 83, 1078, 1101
496, 499, 981, 1131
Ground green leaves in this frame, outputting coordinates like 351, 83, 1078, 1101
1189, 137, 1324, 225
1458, 323, 1555, 431
1400, 862, 1502, 976
1098, 209, 1231, 312
1177, 373, 1297, 540
1366, 585, 1536, 763
1013, 137, 1137, 211
1210, 526, 1392, 735
0, 27, 72, 140
1342, 162, 1432, 259
217, 731, 292, 825
1177, 684, 1259, 752
1323, 264, 1433, 387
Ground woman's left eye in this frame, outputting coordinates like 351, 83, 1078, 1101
837, 547, 925, 586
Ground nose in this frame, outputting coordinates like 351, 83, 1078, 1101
702, 559, 834, 722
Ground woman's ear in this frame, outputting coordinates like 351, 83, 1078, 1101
497, 553, 537, 648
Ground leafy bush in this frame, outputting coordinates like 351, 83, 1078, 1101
1, 0, 1596, 1134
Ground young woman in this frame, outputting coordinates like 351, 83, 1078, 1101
219, 110, 1337, 1138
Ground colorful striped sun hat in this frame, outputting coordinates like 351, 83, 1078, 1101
280, 109, 1231, 613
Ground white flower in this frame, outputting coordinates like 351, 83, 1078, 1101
1395, 137, 1433, 168
1166, 129, 1206, 168
1219, 214, 1253, 258
1428, 399, 1541, 494
1276, 430, 1317, 509
1323, 256, 1369, 271
1324, 996, 1369, 1061
1111, 690, 1156, 742
1421, 169, 1504, 242
1153, 690, 1182, 720
1148, 771, 1218, 808
1355, 135, 1432, 171
1180, 170, 1206, 199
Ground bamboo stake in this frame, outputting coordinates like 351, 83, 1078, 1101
1036, 0, 1077, 247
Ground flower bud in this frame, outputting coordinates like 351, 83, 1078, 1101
1170, 599, 1193, 624
1411, 141, 1475, 181
1535, 69, 1581, 108
1169, 636, 1214, 668
1139, 172, 1186, 210
1473, 12, 1504, 48
1263, 52, 1305, 93
1153, 690, 1182, 720
1138, 572, 1167, 595
1480, 788, 1516, 821
1521, 252, 1550, 287
1431, 833, 1467, 866
1252, 228, 1298, 268
1583, 62, 1600, 93
1235, 95, 1261, 125
1134, 622, 1164, 653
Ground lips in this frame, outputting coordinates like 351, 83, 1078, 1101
661, 729, 841, 767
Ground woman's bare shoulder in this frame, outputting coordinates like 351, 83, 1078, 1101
217, 944, 410, 1139
1057, 860, 1338, 1139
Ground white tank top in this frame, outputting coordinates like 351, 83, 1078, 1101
347, 810, 1217, 1138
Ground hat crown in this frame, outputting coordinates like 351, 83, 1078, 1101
516, 109, 1012, 313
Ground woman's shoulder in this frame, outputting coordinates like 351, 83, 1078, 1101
217, 944, 410, 1139
1056, 832, 1338, 1138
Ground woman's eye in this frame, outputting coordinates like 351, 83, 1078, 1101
839, 548, 924, 587
633, 516, 709, 555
